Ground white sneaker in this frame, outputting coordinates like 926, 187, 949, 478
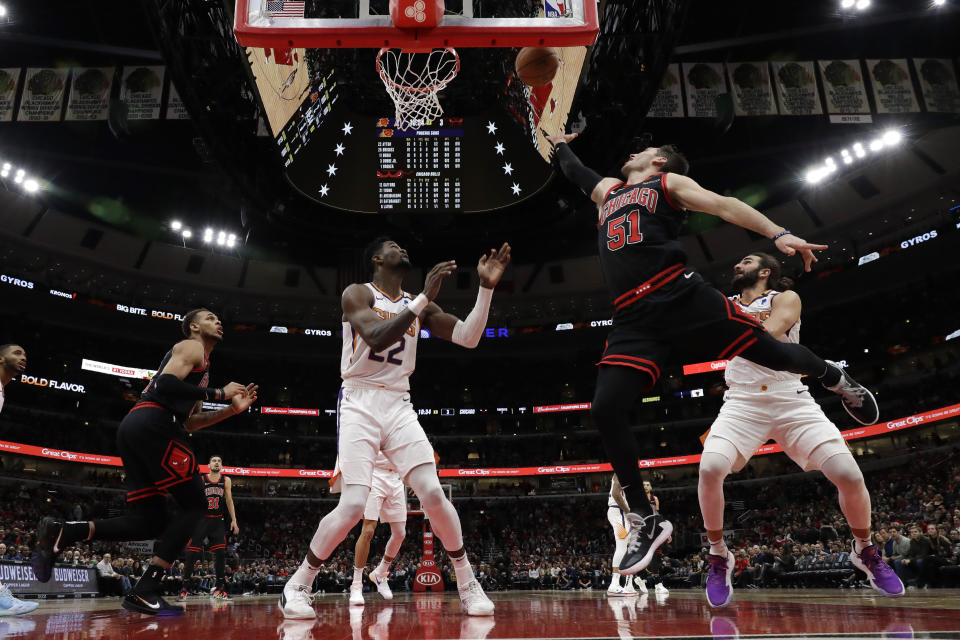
278, 582, 316, 620
276, 618, 317, 640
349, 584, 364, 606
621, 584, 637, 596
458, 579, 494, 616
0, 585, 39, 616
369, 570, 393, 600
655, 583, 669, 595
606, 585, 625, 597
634, 576, 648, 594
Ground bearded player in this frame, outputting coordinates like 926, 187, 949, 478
0, 343, 40, 616
547, 132, 877, 576
279, 238, 510, 619
32, 310, 257, 615
698, 253, 902, 607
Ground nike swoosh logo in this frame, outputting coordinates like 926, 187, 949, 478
137, 596, 161, 610
684, 273, 694, 279
797, 389, 805, 394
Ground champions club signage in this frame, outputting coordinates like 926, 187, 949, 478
0, 561, 97, 598
3, 402, 958, 476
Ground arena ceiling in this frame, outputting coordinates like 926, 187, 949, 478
0, 0, 958, 270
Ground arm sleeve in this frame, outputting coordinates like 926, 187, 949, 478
552, 142, 604, 196
450, 286, 493, 348
152, 373, 221, 402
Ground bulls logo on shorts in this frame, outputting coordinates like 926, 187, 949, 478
161, 441, 196, 480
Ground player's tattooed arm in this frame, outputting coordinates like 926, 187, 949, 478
762, 291, 802, 340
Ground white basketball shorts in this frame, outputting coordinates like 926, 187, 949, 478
364, 465, 407, 523
703, 380, 850, 472
607, 505, 628, 541
336, 385, 435, 488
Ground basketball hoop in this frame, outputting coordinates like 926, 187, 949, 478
376, 47, 460, 131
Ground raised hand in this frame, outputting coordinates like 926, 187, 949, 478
774, 234, 828, 272
477, 243, 512, 289
222, 382, 247, 399
544, 130, 578, 147
421, 260, 457, 301
231, 383, 259, 413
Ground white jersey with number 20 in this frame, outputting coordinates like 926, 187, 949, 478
340, 283, 420, 391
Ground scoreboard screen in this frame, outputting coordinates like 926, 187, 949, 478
376, 118, 463, 211
283, 104, 553, 214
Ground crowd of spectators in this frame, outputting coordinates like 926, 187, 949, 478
2, 444, 959, 599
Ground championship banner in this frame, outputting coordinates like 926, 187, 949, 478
65, 67, 113, 121
17, 68, 68, 122
914, 58, 960, 113
867, 59, 920, 114
772, 61, 822, 116
165, 81, 190, 120
4, 403, 958, 476
1, 561, 98, 597
120, 66, 165, 120
0, 68, 21, 122
819, 59, 871, 118
727, 62, 777, 116
682, 62, 726, 118
648, 63, 684, 118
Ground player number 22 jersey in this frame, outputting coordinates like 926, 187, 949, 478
724, 290, 801, 385
341, 283, 420, 391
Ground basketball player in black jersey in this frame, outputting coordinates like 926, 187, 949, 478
180, 455, 238, 601
547, 132, 878, 576
31, 309, 257, 615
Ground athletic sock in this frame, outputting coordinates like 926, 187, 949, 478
450, 553, 475, 587
375, 559, 391, 577
709, 539, 728, 557
854, 535, 872, 554
352, 567, 363, 585
819, 364, 842, 388
134, 564, 165, 595
610, 574, 622, 589
290, 557, 321, 590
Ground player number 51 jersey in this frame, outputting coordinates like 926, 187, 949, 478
724, 290, 801, 385
341, 283, 420, 391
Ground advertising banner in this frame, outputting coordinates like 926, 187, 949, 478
0, 561, 97, 597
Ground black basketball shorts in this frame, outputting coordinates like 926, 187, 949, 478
186, 517, 227, 553
116, 405, 200, 504
598, 283, 766, 390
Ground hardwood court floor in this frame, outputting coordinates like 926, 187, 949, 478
4, 588, 960, 639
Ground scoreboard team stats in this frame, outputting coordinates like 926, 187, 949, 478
376, 118, 463, 211
280, 79, 553, 214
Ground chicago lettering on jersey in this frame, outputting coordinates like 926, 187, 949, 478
599, 186, 659, 225
373, 308, 419, 337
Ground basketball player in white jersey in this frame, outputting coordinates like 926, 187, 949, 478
698, 253, 903, 608
335, 452, 407, 606
606, 474, 637, 596
0, 344, 40, 616
280, 237, 511, 619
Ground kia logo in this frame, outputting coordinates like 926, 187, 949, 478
416, 573, 441, 586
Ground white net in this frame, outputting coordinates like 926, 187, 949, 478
376, 47, 460, 131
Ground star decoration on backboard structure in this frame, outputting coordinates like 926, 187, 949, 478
319, 184, 330, 197
326, 163, 338, 176
342, 122, 353, 135
511, 183, 522, 196
486, 121, 498, 134
503, 163, 514, 175
334, 143, 345, 156
494, 142, 505, 155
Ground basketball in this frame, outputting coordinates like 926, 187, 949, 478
515, 47, 560, 87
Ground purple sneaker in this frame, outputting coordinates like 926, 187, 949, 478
705, 550, 735, 608
850, 543, 904, 597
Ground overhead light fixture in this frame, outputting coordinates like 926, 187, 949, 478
840, 0, 855, 7
805, 129, 903, 184
882, 129, 902, 145
23, 179, 39, 193
1, 162, 10, 172
853, 142, 866, 158
855, 0, 870, 8
182, 229, 193, 239
203, 228, 214, 243
933, 0, 946, 5
227, 234, 237, 248
171, 220, 183, 231
0, 4, 7, 18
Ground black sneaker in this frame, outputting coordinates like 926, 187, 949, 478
122, 591, 185, 616
618, 511, 673, 575
823, 360, 879, 425
30, 517, 64, 583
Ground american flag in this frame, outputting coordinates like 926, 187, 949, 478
265, 1, 305, 18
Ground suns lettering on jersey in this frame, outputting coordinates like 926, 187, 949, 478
372, 308, 419, 337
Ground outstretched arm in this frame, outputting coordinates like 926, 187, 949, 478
342, 261, 455, 353
150, 340, 247, 403
763, 291, 802, 339
664, 173, 828, 272
422, 243, 511, 347
544, 132, 619, 204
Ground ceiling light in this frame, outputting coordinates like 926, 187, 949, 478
853, 142, 866, 158
933, 0, 946, 5
0, 4, 7, 18
1, 162, 10, 171
15, 168, 24, 178
13, 172, 23, 184
855, 0, 870, 8
181, 229, 193, 238
23, 179, 39, 193
805, 169, 824, 184
869, 138, 884, 151
842, 155, 853, 164
840, 148, 851, 156
825, 157, 836, 166
203, 228, 214, 243
171, 220, 182, 230
840, 0, 855, 7
882, 129, 902, 145
226, 235, 236, 248
0, 169, 8, 178
216, 236, 226, 246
